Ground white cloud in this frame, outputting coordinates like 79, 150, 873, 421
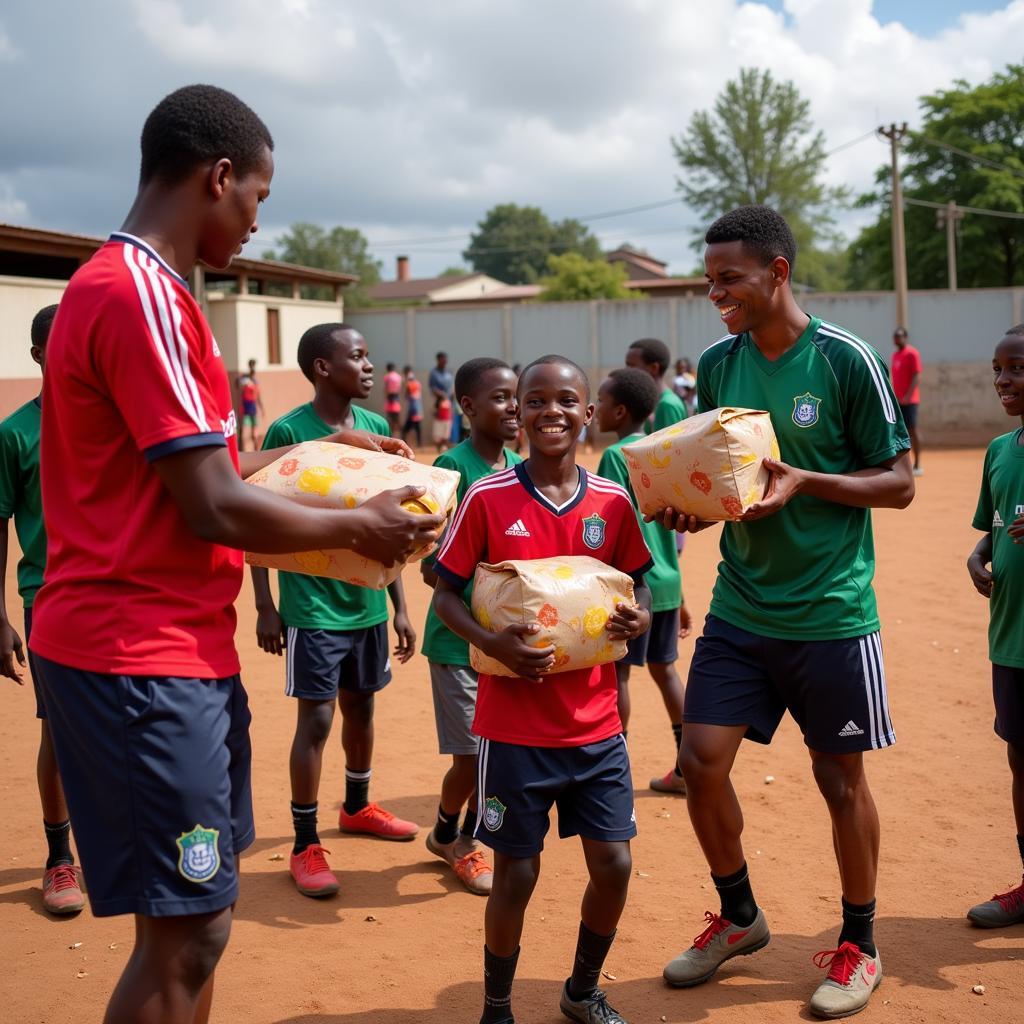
0, 179, 29, 222
1, 0, 1022, 276
0, 21, 19, 61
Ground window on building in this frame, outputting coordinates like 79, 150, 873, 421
267, 308, 281, 365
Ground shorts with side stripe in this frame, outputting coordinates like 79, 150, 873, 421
285, 623, 392, 700
684, 615, 896, 754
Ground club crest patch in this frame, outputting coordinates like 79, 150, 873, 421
484, 796, 507, 832
582, 513, 607, 549
792, 392, 822, 428
176, 825, 221, 883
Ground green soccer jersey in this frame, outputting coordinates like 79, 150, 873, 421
697, 316, 910, 641
972, 428, 1024, 669
421, 439, 523, 666
262, 402, 392, 631
645, 387, 689, 434
597, 434, 682, 612
0, 398, 45, 607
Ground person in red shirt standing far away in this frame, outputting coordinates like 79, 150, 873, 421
28, 84, 443, 1024
892, 327, 923, 476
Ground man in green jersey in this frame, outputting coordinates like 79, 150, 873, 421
596, 367, 690, 794
251, 323, 420, 899
0, 304, 85, 915
625, 337, 689, 434
965, 324, 1024, 929
657, 207, 914, 1020
421, 357, 522, 895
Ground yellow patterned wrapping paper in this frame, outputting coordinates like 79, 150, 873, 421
469, 555, 636, 677
622, 407, 779, 521
244, 440, 460, 589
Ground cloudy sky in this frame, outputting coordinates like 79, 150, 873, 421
1, 0, 1022, 279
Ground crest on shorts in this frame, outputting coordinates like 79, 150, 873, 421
791, 392, 822, 428
582, 513, 606, 550
484, 796, 507, 832
176, 825, 221, 883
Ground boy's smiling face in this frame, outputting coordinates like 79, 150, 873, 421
519, 361, 593, 457
993, 332, 1024, 418
317, 328, 374, 400
465, 367, 520, 442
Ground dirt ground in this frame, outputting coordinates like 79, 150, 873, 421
2, 447, 1022, 1024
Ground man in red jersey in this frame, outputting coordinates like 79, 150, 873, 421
29, 85, 442, 1024
891, 327, 923, 475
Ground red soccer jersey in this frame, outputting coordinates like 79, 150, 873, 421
30, 234, 243, 678
435, 462, 653, 747
891, 344, 922, 405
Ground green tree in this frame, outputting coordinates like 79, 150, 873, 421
537, 252, 636, 301
463, 203, 602, 283
847, 64, 1024, 290
671, 67, 847, 280
263, 222, 382, 305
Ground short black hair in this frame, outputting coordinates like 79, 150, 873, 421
31, 304, 59, 348
605, 368, 659, 423
628, 337, 671, 377
386, 362, 396, 371
455, 357, 512, 403
139, 84, 273, 187
519, 354, 590, 399
297, 322, 359, 383
1006, 324, 1024, 337
705, 204, 797, 270
436, 351, 447, 360
893, 327, 908, 338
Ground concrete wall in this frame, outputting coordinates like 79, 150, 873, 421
0, 275, 67, 379
349, 287, 1024, 446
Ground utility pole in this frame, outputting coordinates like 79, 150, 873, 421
935, 200, 964, 292
879, 123, 909, 329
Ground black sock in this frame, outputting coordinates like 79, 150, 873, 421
43, 819, 73, 870
838, 898, 877, 957
672, 723, 683, 777
711, 863, 757, 927
481, 945, 519, 1024
461, 807, 478, 838
343, 767, 371, 816
434, 804, 460, 845
291, 801, 319, 854
568, 922, 616, 1001
1017, 834, 1024, 873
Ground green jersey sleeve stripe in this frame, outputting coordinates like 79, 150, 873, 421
817, 323, 897, 424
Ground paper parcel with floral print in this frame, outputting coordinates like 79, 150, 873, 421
623, 407, 779, 521
244, 440, 460, 589
470, 555, 636, 676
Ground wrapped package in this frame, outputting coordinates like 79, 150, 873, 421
469, 555, 636, 676
623, 407, 779, 521
245, 440, 460, 589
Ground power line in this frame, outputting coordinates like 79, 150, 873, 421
367, 128, 881, 252
905, 196, 1024, 222
910, 133, 1024, 182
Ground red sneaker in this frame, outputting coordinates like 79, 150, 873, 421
452, 850, 493, 896
809, 942, 882, 1018
650, 768, 687, 795
42, 864, 85, 915
339, 802, 419, 841
289, 844, 340, 898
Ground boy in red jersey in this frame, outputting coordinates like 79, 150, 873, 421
29, 85, 442, 1024
433, 356, 653, 1024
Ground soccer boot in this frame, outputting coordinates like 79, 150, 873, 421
42, 864, 85, 915
559, 980, 628, 1023
339, 801, 419, 840
649, 768, 687, 795
425, 830, 494, 895
809, 942, 882, 1019
289, 844, 340, 898
967, 876, 1024, 927
663, 908, 770, 987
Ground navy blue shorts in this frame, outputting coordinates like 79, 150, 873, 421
475, 735, 636, 857
899, 403, 919, 429
684, 615, 896, 754
23, 606, 46, 720
622, 607, 679, 667
993, 663, 1024, 745
34, 655, 254, 918
285, 623, 392, 701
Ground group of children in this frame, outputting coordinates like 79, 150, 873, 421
2, 83, 1023, 1024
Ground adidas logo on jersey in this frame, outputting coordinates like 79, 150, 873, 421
839, 720, 865, 737
505, 518, 531, 537
993, 511, 1004, 528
